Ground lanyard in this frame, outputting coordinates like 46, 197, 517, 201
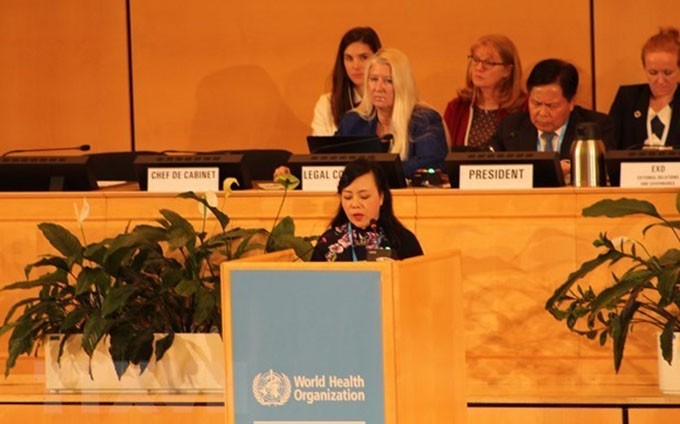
347, 222, 358, 262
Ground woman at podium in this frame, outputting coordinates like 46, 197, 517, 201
311, 159, 423, 262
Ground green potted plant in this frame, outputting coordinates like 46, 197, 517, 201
545, 192, 680, 391
0, 177, 314, 390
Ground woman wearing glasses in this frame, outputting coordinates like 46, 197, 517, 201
443, 34, 526, 150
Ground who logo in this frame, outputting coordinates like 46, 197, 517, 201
252, 369, 292, 406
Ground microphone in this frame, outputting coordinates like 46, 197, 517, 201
625, 142, 674, 151
159, 149, 229, 155
2, 144, 91, 157
368, 218, 384, 245
311, 134, 394, 154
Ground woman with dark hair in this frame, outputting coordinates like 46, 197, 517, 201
311, 27, 382, 135
311, 159, 423, 262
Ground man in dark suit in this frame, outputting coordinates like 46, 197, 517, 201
489, 59, 615, 177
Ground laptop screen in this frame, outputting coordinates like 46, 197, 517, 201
306, 135, 391, 154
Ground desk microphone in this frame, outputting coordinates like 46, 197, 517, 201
625, 140, 675, 150
2, 144, 91, 157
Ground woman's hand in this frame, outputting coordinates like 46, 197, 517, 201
560, 159, 571, 185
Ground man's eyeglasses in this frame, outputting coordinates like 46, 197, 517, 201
468, 55, 507, 70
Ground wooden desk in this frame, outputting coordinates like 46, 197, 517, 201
468, 384, 680, 423
0, 187, 678, 422
0, 377, 223, 423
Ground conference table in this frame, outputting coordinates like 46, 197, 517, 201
0, 186, 678, 423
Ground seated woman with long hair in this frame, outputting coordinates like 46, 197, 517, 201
443, 34, 526, 150
335, 48, 448, 178
311, 27, 382, 135
311, 158, 423, 262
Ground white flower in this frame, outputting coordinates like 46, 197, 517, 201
205, 191, 218, 207
610, 236, 639, 252
73, 198, 90, 226
223, 177, 239, 194
197, 192, 218, 217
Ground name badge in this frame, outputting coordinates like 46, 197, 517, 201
301, 166, 345, 191
147, 167, 220, 192
459, 164, 533, 189
620, 162, 680, 187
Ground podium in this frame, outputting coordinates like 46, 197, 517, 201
220, 249, 465, 424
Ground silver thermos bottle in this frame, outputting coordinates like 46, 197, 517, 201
570, 122, 606, 187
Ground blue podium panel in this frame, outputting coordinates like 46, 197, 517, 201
230, 270, 385, 424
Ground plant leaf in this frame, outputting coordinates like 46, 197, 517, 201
582, 198, 661, 219
590, 269, 654, 311
160, 209, 196, 250
174, 278, 200, 297
128, 331, 154, 375
193, 286, 216, 326
61, 309, 88, 332
38, 223, 83, 260
155, 332, 175, 363
4, 319, 35, 376
82, 314, 107, 358
102, 286, 137, 317
75, 267, 108, 296
661, 322, 676, 365
611, 300, 641, 373
178, 191, 230, 230
545, 249, 622, 315
658, 266, 680, 307
2, 270, 68, 291
24, 256, 70, 277
109, 324, 132, 380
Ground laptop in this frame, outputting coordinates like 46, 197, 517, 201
306, 135, 391, 154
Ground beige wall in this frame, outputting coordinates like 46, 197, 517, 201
1, 0, 679, 154
0, 0, 130, 153
130, 0, 592, 153
594, 0, 680, 111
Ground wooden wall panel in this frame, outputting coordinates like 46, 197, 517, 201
8, 1, 680, 154
130, 0, 592, 154
0, 0, 131, 154
630, 409, 680, 422
468, 407, 621, 424
594, 0, 680, 112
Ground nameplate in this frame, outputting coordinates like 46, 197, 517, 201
301, 166, 345, 191
620, 162, 680, 187
147, 167, 220, 192
459, 164, 533, 189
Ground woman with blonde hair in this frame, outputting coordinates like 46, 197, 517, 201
443, 34, 526, 149
336, 48, 448, 177
609, 27, 680, 149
